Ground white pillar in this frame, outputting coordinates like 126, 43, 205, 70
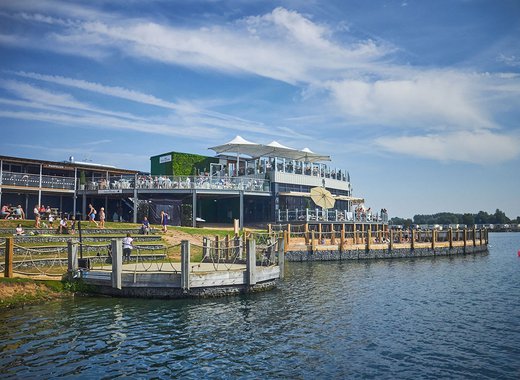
111, 238, 122, 290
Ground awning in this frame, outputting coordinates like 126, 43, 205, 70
278, 191, 364, 204
209, 136, 331, 162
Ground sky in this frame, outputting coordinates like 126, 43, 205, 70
1, 0, 519, 219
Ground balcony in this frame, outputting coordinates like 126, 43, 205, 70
0, 171, 75, 191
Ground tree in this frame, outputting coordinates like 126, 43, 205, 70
475, 211, 490, 224
493, 209, 509, 224
462, 213, 475, 226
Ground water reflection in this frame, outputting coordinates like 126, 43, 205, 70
1, 234, 520, 379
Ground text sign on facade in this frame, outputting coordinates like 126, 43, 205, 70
159, 155, 172, 164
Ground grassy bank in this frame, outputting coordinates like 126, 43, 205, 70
0, 277, 71, 309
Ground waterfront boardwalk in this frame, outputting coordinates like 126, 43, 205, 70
274, 222, 489, 261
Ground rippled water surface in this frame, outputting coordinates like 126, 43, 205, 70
1, 233, 520, 379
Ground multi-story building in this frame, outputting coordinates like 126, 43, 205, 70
1, 136, 384, 227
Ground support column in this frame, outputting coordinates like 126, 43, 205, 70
38, 163, 42, 207
472, 226, 476, 247
247, 238, 256, 285
432, 229, 436, 250
133, 179, 138, 223
366, 226, 371, 251
82, 193, 87, 221
4, 237, 13, 278
181, 240, 190, 290
411, 229, 415, 250
111, 238, 122, 290
239, 190, 244, 229
449, 228, 453, 249
389, 229, 393, 251
73, 168, 77, 215
192, 191, 197, 228
287, 224, 291, 246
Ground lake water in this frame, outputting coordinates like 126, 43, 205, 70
1, 233, 520, 379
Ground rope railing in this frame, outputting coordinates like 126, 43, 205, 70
10, 243, 67, 277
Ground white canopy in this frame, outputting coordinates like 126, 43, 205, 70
209, 136, 330, 162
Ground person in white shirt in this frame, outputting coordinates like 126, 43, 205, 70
122, 233, 134, 262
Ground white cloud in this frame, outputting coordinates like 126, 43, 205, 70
375, 130, 520, 164
326, 71, 496, 130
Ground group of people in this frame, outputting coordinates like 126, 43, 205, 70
1, 204, 25, 220
87, 204, 106, 228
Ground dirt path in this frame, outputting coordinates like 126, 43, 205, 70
160, 229, 205, 247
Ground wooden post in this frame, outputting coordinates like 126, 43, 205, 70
472, 226, 476, 247
225, 235, 230, 260
267, 224, 271, 233
4, 237, 14, 278
111, 238, 122, 290
366, 226, 371, 251
340, 224, 345, 252
331, 225, 336, 245
449, 228, 453, 249
67, 240, 78, 272
399, 229, 402, 244
311, 230, 316, 252
389, 229, 393, 251
234, 234, 241, 259
431, 229, 436, 250
463, 228, 467, 252
287, 224, 291, 246
411, 229, 415, 250
215, 235, 220, 260
304, 223, 309, 245
353, 223, 357, 244
361, 223, 365, 244
277, 237, 285, 280
181, 240, 190, 290
480, 229, 483, 246
318, 223, 322, 242
247, 238, 256, 285
283, 230, 289, 253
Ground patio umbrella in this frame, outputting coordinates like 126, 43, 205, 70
310, 186, 335, 209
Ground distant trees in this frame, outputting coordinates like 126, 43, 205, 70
390, 209, 515, 226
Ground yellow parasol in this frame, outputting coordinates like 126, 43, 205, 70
310, 186, 335, 209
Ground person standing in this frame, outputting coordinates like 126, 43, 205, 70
160, 210, 169, 233
33, 205, 41, 228
88, 204, 98, 226
122, 233, 134, 262
99, 207, 106, 229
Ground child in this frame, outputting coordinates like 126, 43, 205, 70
15, 223, 24, 235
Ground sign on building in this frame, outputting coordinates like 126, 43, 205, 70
159, 155, 172, 164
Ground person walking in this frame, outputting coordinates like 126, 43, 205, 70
88, 204, 98, 226
160, 210, 169, 233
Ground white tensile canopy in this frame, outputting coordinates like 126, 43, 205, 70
208, 136, 331, 163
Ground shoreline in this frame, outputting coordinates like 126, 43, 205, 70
0, 277, 72, 309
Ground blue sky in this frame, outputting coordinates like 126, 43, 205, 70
1, 0, 519, 219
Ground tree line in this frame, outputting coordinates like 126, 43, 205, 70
390, 209, 519, 228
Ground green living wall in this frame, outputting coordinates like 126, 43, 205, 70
150, 151, 218, 176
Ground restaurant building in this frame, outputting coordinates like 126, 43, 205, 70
1, 136, 381, 227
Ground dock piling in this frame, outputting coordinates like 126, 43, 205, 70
111, 238, 122, 290
4, 237, 13, 278
181, 240, 190, 290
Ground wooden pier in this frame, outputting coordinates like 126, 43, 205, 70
64, 236, 284, 299
269, 223, 489, 261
